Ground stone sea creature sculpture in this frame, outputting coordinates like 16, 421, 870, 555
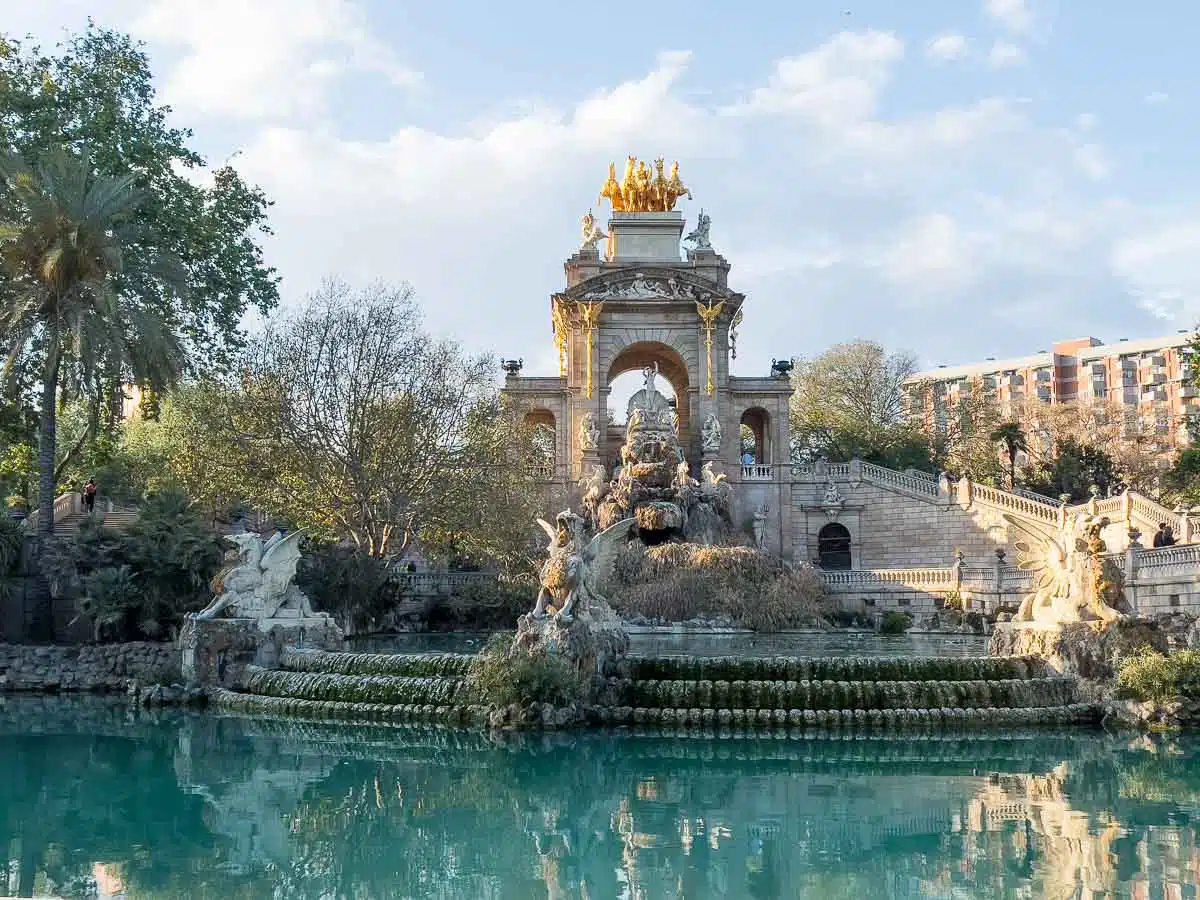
530, 510, 637, 622
1003, 513, 1131, 625
196, 529, 319, 620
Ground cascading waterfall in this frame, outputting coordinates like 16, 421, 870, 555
211, 649, 1098, 730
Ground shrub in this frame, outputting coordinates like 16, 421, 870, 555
42, 489, 225, 641
1117, 649, 1200, 703
608, 542, 833, 631
467, 632, 584, 707
879, 611, 912, 635
297, 543, 395, 633
425, 578, 537, 630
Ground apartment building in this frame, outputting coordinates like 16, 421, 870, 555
904, 332, 1199, 445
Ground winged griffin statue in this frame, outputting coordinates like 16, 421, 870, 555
196, 529, 319, 621
530, 510, 636, 622
1003, 513, 1131, 625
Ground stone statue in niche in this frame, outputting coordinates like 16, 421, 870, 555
578, 411, 600, 451
701, 413, 722, 454
752, 502, 769, 550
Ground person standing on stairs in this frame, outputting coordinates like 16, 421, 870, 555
84, 478, 97, 515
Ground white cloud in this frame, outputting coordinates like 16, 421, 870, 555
1112, 224, 1200, 321
925, 33, 968, 62
988, 40, 1026, 68
1074, 113, 1098, 131
131, 0, 421, 121
1144, 91, 1169, 105
1074, 143, 1111, 181
985, 0, 1032, 33
730, 30, 903, 126
11, 5, 1181, 372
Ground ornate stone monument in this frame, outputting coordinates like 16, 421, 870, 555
180, 530, 343, 688
500, 156, 793, 558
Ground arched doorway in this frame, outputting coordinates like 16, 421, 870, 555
818, 523, 852, 570
606, 341, 692, 437
739, 407, 771, 464
523, 409, 556, 478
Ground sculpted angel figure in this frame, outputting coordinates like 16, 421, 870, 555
1004, 513, 1131, 625
580, 208, 607, 250
701, 413, 722, 453
684, 208, 712, 249
531, 510, 637, 621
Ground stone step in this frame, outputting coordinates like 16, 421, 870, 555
241, 666, 468, 706
211, 687, 1100, 729
279, 649, 474, 678
606, 676, 1076, 711
616, 655, 1046, 683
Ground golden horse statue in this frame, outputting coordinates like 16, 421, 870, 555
620, 156, 641, 210
663, 161, 691, 211
650, 158, 670, 210
599, 161, 625, 211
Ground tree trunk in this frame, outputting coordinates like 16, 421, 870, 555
30, 326, 60, 642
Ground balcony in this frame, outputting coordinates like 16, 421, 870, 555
1184, 384, 1199, 399
525, 461, 555, 480
741, 464, 775, 481
1142, 371, 1167, 385
1144, 387, 1168, 402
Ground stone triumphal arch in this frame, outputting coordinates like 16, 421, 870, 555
502, 160, 794, 551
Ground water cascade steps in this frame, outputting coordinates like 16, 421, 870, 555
211, 649, 1099, 729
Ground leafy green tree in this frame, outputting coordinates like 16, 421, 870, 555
1024, 437, 1121, 503
0, 148, 189, 638
790, 340, 934, 470
990, 421, 1028, 490
1163, 447, 1200, 508
0, 24, 278, 371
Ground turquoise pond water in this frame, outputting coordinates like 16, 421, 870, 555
2, 698, 1200, 898
349, 631, 991, 658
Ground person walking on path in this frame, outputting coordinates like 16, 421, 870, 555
83, 478, 97, 514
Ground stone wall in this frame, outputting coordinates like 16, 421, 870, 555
792, 480, 1012, 569
0, 642, 180, 692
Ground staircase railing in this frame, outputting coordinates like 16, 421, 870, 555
24, 492, 81, 531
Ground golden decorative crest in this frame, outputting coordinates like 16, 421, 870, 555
695, 300, 725, 397
599, 157, 692, 213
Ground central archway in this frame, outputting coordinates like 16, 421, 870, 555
606, 341, 692, 438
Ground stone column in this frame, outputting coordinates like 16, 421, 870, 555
1125, 528, 1142, 615
1177, 505, 1193, 544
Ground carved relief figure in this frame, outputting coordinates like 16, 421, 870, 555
578, 411, 600, 450
701, 412, 723, 453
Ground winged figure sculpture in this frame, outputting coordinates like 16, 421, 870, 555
196, 529, 317, 620
530, 509, 636, 622
1003, 513, 1128, 624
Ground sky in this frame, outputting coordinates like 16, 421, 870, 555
5, 0, 1200, 383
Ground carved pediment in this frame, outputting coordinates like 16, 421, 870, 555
566, 269, 734, 304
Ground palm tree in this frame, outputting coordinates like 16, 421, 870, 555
990, 421, 1028, 491
0, 147, 187, 636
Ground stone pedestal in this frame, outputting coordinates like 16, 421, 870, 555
180, 615, 344, 689
511, 601, 630, 685
607, 212, 684, 262
988, 619, 1166, 680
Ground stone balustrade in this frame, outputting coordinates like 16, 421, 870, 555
741, 464, 774, 481
390, 571, 496, 597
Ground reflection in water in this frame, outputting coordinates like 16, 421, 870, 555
352, 630, 991, 658
0, 698, 1198, 898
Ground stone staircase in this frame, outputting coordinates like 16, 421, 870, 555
26, 493, 140, 535
211, 649, 1097, 730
